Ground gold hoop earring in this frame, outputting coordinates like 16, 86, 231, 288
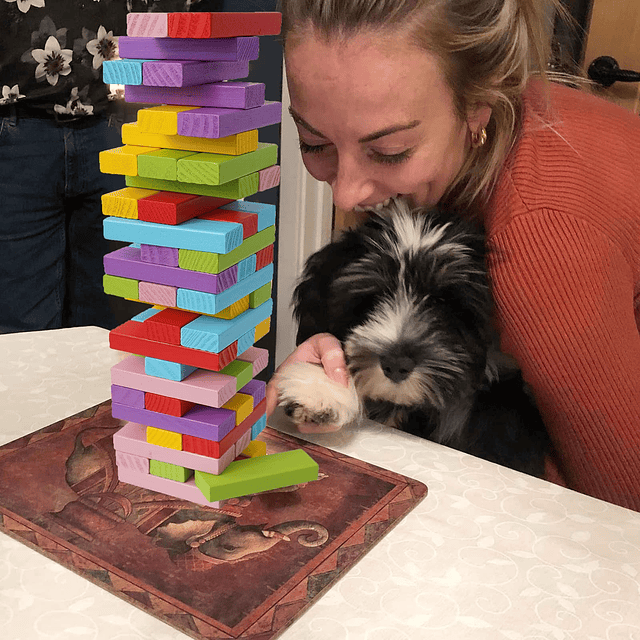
471, 127, 487, 148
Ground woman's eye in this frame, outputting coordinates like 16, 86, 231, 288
369, 149, 413, 166
299, 140, 328, 154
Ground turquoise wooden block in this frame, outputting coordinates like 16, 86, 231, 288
102, 59, 149, 85
251, 413, 267, 440
237, 327, 255, 355
145, 357, 197, 381
237, 254, 257, 280
176, 264, 273, 315
220, 201, 276, 231
103, 216, 243, 254
131, 308, 162, 323
181, 299, 272, 353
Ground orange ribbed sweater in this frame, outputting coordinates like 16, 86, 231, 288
486, 81, 640, 511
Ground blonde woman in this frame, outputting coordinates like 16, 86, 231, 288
266, 0, 640, 511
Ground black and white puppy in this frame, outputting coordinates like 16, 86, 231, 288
276, 199, 550, 477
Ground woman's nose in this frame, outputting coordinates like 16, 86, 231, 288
329, 154, 376, 211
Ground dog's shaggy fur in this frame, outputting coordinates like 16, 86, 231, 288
277, 199, 550, 477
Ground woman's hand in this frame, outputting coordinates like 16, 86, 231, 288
266, 333, 350, 433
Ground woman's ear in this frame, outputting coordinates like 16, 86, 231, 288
466, 104, 492, 134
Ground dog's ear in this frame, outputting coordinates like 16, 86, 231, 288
293, 229, 373, 345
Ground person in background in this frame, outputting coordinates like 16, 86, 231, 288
266, 0, 640, 511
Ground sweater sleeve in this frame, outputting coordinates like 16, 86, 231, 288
488, 210, 640, 511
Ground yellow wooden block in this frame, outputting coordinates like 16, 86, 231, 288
138, 105, 200, 136
254, 317, 271, 342
147, 426, 182, 450
100, 145, 161, 176
213, 296, 250, 320
121, 122, 259, 156
240, 440, 267, 458
223, 393, 253, 425
102, 187, 159, 219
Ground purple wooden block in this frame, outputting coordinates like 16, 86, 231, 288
111, 402, 236, 441
104, 246, 238, 294
111, 384, 145, 409
142, 60, 249, 88
177, 101, 282, 139
239, 379, 266, 406
141, 244, 179, 266
125, 82, 265, 109
119, 36, 259, 61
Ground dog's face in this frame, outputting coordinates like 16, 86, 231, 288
294, 200, 493, 419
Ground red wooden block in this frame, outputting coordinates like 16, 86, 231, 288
168, 12, 282, 39
138, 193, 234, 225
255, 244, 274, 270
145, 392, 196, 417
109, 320, 238, 371
197, 209, 258, 240
145, 308, 200, 344
183, 400, 265, 458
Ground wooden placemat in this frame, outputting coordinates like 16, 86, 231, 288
0, 401, 427, 639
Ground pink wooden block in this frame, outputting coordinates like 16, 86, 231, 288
237, 346, 269, 377
258, 165, 280, 191
117, 465, 223, 507
111, 355, 237, 408
234, 429, 252, 457
138, 281, 177, 307
127, 13, 168, 37
114, 422, 236, 475
115, 449, 149, 474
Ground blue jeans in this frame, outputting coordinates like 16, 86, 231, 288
0, 113, 125, 333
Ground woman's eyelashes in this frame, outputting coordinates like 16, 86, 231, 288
299, 140, 414, 165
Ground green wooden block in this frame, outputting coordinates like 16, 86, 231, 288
249, 282, 272, 308
137, 148, 197, 181
177, 142, 278, 186
126, 171, 259, 199
194, 449, 319, 502
150, 459, 193, 483
103, 274, 139, 300
179, 226, 275, 274
219, 359, 254, 391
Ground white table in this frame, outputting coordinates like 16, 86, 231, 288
1, 327, 639, 640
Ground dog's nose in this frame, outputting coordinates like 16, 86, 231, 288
380, 355, 415, 383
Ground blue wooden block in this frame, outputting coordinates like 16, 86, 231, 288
132, 308, 162, 323
102, 59, 149, 85
176, 264, 273, 315
237, 328, 255, 355
145, 357, 197, 381
220, 201, 275, 231
181, 299, 272, 353
103, 216, 243, 254
237, 254, 257, 280
251, 413, 267, 440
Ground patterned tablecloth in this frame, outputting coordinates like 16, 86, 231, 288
1, 327, 639, 640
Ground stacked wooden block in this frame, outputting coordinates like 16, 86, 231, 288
100, 11, 317, 507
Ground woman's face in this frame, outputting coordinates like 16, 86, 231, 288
285, 30, 487, 210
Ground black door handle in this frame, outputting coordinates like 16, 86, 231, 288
588, 56, 640, 88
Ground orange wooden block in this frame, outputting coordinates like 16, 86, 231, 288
145, 392, 196, 417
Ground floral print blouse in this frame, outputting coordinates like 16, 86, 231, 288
0, 0, 191, 117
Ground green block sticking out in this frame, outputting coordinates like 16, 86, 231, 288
194, 449, 319, 502
150, 459, 193, 483
103, 274, 139, 300
177, 142, 278, 186
219, 359, 254, 391
249, 282, 272, 308
138, 148, 197, 181
126, 172, 259, 200
179, 226, 275, 274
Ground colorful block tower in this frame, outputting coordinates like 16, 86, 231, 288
100, 11, 318, 507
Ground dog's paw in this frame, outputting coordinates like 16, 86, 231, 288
276, 362, 361, 429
